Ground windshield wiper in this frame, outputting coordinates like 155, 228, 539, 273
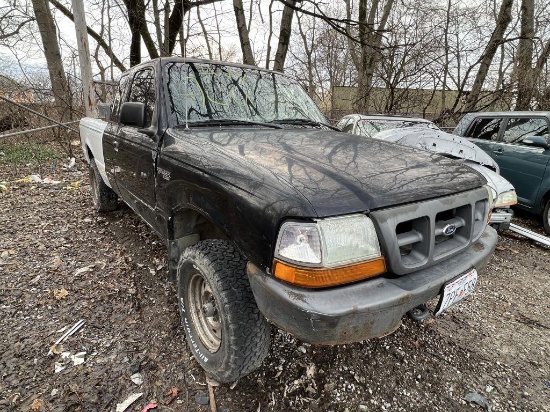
183, 119, 283, 129
269, 118, 340, 131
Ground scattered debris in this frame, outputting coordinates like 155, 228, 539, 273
74, 265, 94, 276
140, 403, 158, 412
51, 389, 59, 397
70, 352, 86, 366
130, 373, 144, 385
64, 157, 76, 170
42, 177, 61, 185
464, 392, 493, 412
508, 223, 550, 247
164, 387, 181, 406
54, 362, 66, 374
115, 393, 143, 412
208, 381, 218, 412
30, 398, 43, 410
47, 319, 86, 356
51, 288, 69, 300
306, 363, 316, 379
66, 180, 82, 190
195, 392, 209, 405
29, 174, 42, 183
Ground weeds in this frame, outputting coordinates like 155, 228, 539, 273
0, 141, 62, 166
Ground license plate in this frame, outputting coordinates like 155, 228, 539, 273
435, 268, 478, 316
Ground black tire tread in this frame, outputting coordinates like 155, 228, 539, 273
543, 198, 550, 234
89, 158, 118, 212
178, 240, 270, 383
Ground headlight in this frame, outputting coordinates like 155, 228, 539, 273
494, 190, 517, 207
276, 222, 322, 265
484, 184, 495, 209
273, 215, 386, 287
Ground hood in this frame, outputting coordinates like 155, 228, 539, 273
169, 127, 484, 217
374, 128, 499, 172
464, 161, 514, 199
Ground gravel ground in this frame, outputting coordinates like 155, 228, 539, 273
0, 149, 549, 412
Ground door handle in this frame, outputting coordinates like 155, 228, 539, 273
493, 148, 503, 155
113, 140, 119, 152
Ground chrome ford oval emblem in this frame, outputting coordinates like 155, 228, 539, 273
443, 224, 457, 236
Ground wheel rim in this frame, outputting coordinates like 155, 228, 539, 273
187, 273, 222, 352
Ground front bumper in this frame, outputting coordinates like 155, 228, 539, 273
489, 207, 513, 230
248, 226, 498, 344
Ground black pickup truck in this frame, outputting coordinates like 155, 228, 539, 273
80, 57, 498, 383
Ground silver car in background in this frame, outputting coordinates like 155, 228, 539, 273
338, 115, 517, 230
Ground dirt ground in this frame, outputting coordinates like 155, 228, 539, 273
0, 145, 549, 412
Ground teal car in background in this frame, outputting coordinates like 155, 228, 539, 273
454, 112, 550, 233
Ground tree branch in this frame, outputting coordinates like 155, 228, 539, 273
0, 18, 34, 40
48, 0, 126, 72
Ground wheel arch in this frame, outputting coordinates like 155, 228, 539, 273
86, 144, 94, 160
167, 206, 233, 280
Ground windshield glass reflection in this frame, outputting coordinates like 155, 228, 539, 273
164, 62, 327, 127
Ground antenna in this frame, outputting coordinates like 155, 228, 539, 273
182, 0, 187, 59
185, 65, 189, 130
182, 0, 188, 128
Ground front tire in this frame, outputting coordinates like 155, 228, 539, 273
89, 158, 118, 212
177, 240, 270, 383
543, 198, 550, 234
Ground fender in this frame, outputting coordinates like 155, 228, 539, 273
79, 117, 112, 187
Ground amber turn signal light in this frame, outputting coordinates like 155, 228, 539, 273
273, 258, 386, 288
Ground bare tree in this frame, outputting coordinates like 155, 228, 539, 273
463, 0, 513, 113
233, 0, 255, 64
48, 0, 126, 71
273, 0, 296, 71
346, 0, 395, 113
30, 0, 70, 115
515, 0, 534, 109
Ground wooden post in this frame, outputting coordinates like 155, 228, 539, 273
72, 0, 96, 117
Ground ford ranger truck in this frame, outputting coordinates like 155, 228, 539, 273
79, 57, 498, 383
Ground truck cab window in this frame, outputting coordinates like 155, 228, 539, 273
128, 69, 156, 127
503, 118, 549, 144
466, 118, 502, 141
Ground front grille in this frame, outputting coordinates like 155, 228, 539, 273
370, 187, 489, 276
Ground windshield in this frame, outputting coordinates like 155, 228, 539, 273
356, 119, 435, 138
164, 62, 327, 127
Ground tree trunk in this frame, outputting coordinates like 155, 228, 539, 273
355, 0, 395, 113
273, 0, 296, 72
516, 0, 535, 110
463, 0, 513, 113
124, 0, 145, 66
31, 0, 69, 115
233, 0, 255, 65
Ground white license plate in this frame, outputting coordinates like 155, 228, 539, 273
435, 268, 478, 316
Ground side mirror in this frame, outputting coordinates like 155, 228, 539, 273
521, 135, 550, 149
97, 103, 112, 120
120, 102, 146, 128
